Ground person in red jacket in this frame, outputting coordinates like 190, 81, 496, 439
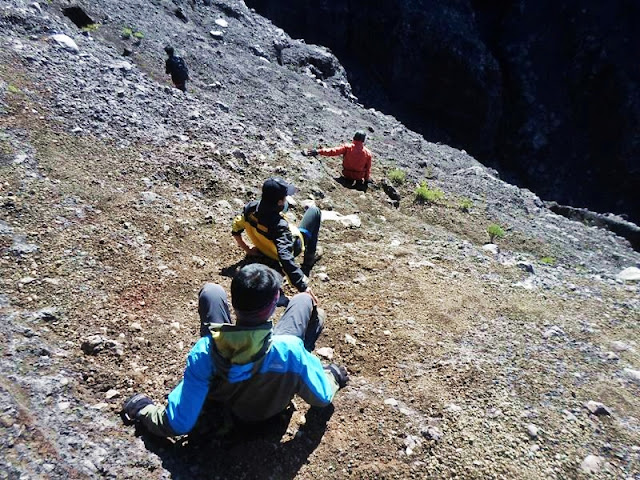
306, 131, 373, 191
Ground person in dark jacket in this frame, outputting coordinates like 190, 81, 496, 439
122, 264, 348, 437
164, 45, 189, 92
232, 177, 322, 297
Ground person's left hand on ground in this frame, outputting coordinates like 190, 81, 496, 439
122, 393, 153, 423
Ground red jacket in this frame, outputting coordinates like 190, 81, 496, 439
318, 141, 372, 180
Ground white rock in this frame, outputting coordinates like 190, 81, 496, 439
584, 401, 611, 416
383, 330, 391, 336
384, 398, 398, 407
316, 347, 334, 359
482, 243, 500, 255
51, 34, 79, 53
57, 401, 70, 411
344, 334, 356, 345
105, 389, 119, 399
209, 30, 224, 39
444, 403, 462, 413
316, 272, 329, 282
130, 322, 142, 331
215, 18, 229, 28
623, 368, 640, 383
526, 424, 539, 438
543, 326, 565, 338
616, 267, 640, 281
321, 210, 361, 228
580, 455, 603, 474
610, 340, 633, 352
170, 322, 181, 330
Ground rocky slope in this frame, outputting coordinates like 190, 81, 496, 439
0, 0, 639, 479
245, 0, 640, 223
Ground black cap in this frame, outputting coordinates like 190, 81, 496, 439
261, 177, 296, 205
353, 131, 366, 142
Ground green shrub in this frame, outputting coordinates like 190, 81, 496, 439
7, 85, 21, 94
121, 27, 133, 39
82, 23, 100, 32
414, 182, 444, 204
540, 256, 556, 265
487, 223, 505, 243
388, 168, 406, 186
459, 197, 473, 212
133, 31, 145, 39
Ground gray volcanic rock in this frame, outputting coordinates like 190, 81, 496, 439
245, 0, 640, 223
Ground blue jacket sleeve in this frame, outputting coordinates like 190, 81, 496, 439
165, 337, 213, 434
295, 345, 339, 407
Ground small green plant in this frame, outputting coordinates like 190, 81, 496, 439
459, 197, 473, 212
540, 256, 556, 265
82, 23, 100, 32
7, 85, 21, 94
121, 27, 133, 39
414, 182, 444, 204
133, 31, 145, 39
487, 223, 505, 243
388, 168, 406, 186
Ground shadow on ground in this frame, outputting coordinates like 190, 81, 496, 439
138, 405, 334, 480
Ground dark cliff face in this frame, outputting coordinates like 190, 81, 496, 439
245, 0, 640, 222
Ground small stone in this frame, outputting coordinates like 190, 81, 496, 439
316, 272, 329, 282
616, 267, 640, 282
130, 322, 142, 331
623, 368, 640, 383
542, 326, 565, 338
91, 403, 108, 410
316, 347, 334, 360
384, 398, 398, 407
57, 402, 70, 411
209, 30, 224, 39
526, 424, 539, 438
610, 341, 633, 352
105, 389, 119, 399
170, 322, 181, 330
516, 261, 535, 274
383, 330, 391, 336
346, 317, 356, 324
215, 18, 229, 28
580, 455, 603, 474
421, 426, 443, 441
344, 334, 356, 345
50, 34, 79, 53
584, 401, 612, 416
482, 243, 500, 255
444, 403, 462, 413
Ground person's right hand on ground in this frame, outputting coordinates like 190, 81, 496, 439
304, 286, 318, 306
303, 149, 318, 157
326, 364, 349, 388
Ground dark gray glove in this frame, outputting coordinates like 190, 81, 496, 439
122, 393, 153, 422
326, 364, 349, 389
306, 149, 318, 156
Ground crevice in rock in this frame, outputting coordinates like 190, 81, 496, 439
63, 6, 94, 29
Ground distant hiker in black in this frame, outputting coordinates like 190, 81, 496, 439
164, 46, 189, 92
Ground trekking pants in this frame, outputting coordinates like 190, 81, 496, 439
198, 283, 323, 351
298, 206, 321, 270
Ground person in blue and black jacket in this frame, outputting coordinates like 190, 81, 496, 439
122, 264, 348, 437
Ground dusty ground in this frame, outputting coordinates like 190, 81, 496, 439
1, 1, 639, 479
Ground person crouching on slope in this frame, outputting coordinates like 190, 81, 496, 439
231, 177, 322, 301
305, 131, 373, 191
122, 264, 348, 437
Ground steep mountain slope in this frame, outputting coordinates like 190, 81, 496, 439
0, 1, 639, 479
245, 0, 640, 223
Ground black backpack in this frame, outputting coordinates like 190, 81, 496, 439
170, 56, 189, 81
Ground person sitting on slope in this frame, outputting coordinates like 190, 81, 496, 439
305, 131, 373, 191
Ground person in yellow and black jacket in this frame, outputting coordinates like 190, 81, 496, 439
231, 177, 322, 302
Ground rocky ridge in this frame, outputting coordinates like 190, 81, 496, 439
0, 0, 639, 479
